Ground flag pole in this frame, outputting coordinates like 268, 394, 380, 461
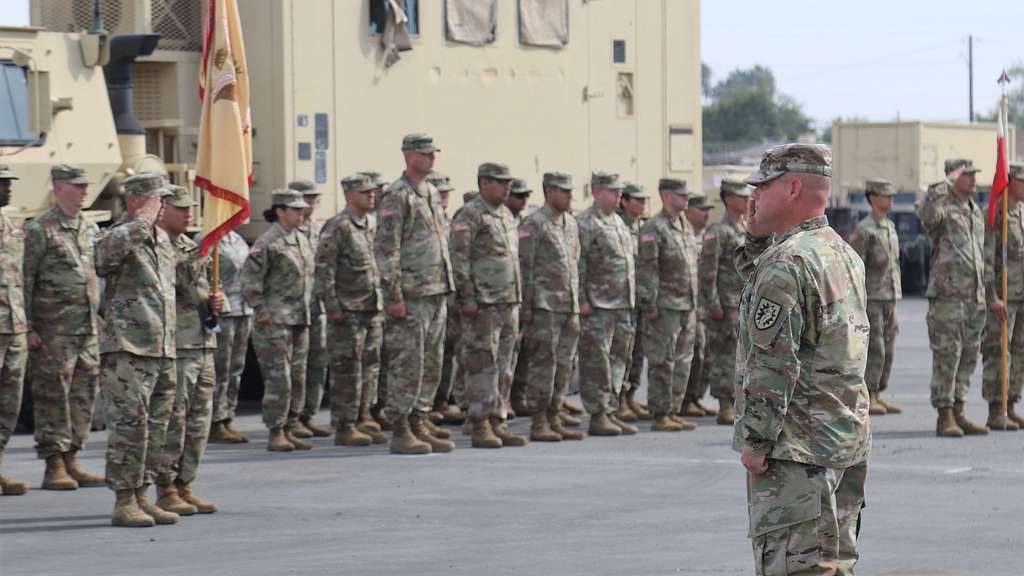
999, 72, 1010, 416
211, 245, 221, 314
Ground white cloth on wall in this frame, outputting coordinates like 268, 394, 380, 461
446, 0, 498, 46
519, 0, 569, 48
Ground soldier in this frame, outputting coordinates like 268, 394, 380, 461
450, 162, 524, 448
24, 164, 104, 491
292, 179, 330, 438
917, 159, 989, 437
981, 162, 1024, 430
428, 171, 464, 425
699, 178, 750, 426
505, 178, 532, 418
206, 228, 252, 444
680, 190, 717, 419
242, 189, 316, 452
734, 144, 870, 574
505, 178, 532, 220
638, 178, 699, 432
616, 182, 651, 422
375, 134, 456, 455
519, 172, 584, 442
0, 165, 29, 496
363, 171, 394, 429
153, 185, 223, 515
577, 171, 638, 437
849, 178, 903, 416
95, 172, 178, 527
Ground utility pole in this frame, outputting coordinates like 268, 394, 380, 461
968, 35, 974, 122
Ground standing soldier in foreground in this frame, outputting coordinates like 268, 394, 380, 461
616, 182, 651, 422
735, 144, 870, 574
699, 178, 750, 425
0, 165, 29, 496
24, 164, 104, 490
293, 180, 330, 439
849, 178, 903, 416
637, 178, 699, 432
95, 172, 178, 527
375, 134, 455, 455
504, 178, 532, 417
428, 172, 464, 425
917, 159, 989, 437
315, 174, 386, 446
680, 190, 716, 419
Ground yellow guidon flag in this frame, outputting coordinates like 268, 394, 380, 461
196, 0, 252, 256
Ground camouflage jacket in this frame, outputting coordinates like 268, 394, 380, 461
314, 208, 383, 314
449, 196, 522, 306
172, 234, 216, 351
985, 202, 1024, 303
916, 182, 985, 303
616, 208, 642, 257
95, 216, 176, 358
0, 212, 26, 335
700, 212, 746, 311
637, 210, 698, 312
519, 205, 580, 314
23, 207, 99, 336
849, 214, 902, 301
733, 216, 871, 468
577, 204, 635, 310
374, 174, 454, 306
241, 222, 314, 326
208, 231, 250, 317
299, 220, 324, 316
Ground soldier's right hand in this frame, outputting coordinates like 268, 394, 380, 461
387, 301, 407, 319
645, 309, 658, 321
27, 332, 42, 350
257, 313, 273, 326
991, 299, 1008, 322
329, 311, 346, 323
580, 302, 593, 317
137, 194, 163, 224
709, 308, 725, 321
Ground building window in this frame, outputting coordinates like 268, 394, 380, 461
370, 0, 419, 36
612, 40, 626, 64
0, 63, 37, 145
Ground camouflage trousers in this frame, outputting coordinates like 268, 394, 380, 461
101, 352, 176, 491
684, 320, 707, 402
644, 309, 696, 417
212, 315, 252, 423
747, 459, 867, 576
926, 299, 985, 408
328, 311, 383, 426
523, 310, 580, 415
252, 323, 309, 429
383, 295, 447, 420
463, 303, 520, 421
30, 333, 99, 460
303, 313, 328, 419
702, 308, 739, 400
157, 349, 214, 486
981, 299, 1024, 403
865, 300, 898, 395
0, 334, 27, 466
438, 295, 461, 405
579, 308, 634, 416
623, 309, 644, 391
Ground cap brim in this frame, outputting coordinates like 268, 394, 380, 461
962, 167, 982, 174
511, 190, 532, 196
286, 200, 310, 209
744, 170, 785, 186
167, 200, 196, 208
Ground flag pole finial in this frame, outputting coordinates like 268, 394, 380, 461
998, 70, 1010, 85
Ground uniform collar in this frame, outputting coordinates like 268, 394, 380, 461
344, 207, 368, 228
776, 215, 828, 245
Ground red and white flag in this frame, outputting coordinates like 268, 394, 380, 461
987, 101, 1009, 229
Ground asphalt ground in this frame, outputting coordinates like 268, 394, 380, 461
1, 297, 1021, 576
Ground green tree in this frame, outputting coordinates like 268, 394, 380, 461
702, 65, 812, 148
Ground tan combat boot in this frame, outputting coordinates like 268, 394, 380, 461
135, 485, 179, 525
462, 418, 475, 436
300, 416, 331, 438
717, 397, 736, 425
410, 414, 455, 453
284, 428, 313, 450
694, 398, 717, 417
936, 407, 964, 437
868, 393, 887, 416
953, 401, 989, 435
287, 419, 314, 439
356, 421, 387, 445
389, 416, 432, 455
223, 419, 250, 443
471, 417, 503, 449
266, 427, 295, 452
651, 414, 684, 432
491, 416, 528, 447
549, 411, 584, 440
669, 414, 698, 431
986, 402, 1019, 432
615, 392, 639, 422
0, 473, 29, 495
207, 421, 235, 444
334, 423, 373, 446
176, 481, 218, 514
111, 489, 155, 528
559, 410, 581, 427
511, 396, 531, 419
625, 388, 651, 420
155, 483, 198, 515
680, 397, 705, 417
422, 416, 452, 440
372, 407, 394, 432
562, 400, 584, 415
588, 412, 622, 436
609, 413, 639, 435
1008, 397, 1024, 428
429, 410, 445, 424
42, 454, 78, 490
63, 451, 105, 487
530, 411, 562, 442
877, 395, 902, 414
438, 401, 466, 425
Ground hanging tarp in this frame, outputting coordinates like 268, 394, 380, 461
519, 0, 569, 48
382, 0, 413, 67
446, 0, 498, 46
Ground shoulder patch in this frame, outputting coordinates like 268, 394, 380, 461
518, 228, 531, 238
753, 297, 782, 330
249, 245, 262, 254
703, 231, 716, 241
379, 207, 397, 218
640, 232, 656, 243
451, 222, 469, 233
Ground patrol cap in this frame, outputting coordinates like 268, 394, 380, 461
51, 163, 90, 185
1010, 162, 1024, 182
944, 158, 981, 175
543, 172, 574, 191
362, 171, 387, 188
123, 172, 167, 197
163, 184, 195, 208
687, 190, 712, 210
865, 178, 896, 196
591, 171, 624, 190
426, 171, 454, 192
621, 182, 649, 199
463, 191, 479, 204
401, 133, 440, 154
744, 144, 832, 186
658, 178, 687, 195
0, 164, 19, 181
288, 179, 319, 196
720, 177, 751, 197
510, 178, 533, 197
478, 162, 515, 181
271, 188, 310, 209
341, 173, 376, 193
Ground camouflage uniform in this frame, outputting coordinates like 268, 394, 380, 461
298, 208, 328, 422
95, 173, 177, 491
700, 205, 747, 402
23, 204, 101, 461
209, 231, 252, 424
450, 190, 522, 421
242, 214, 315, 430
577, 190, 636, 418
428, 173, 458, 409
981, 186, 1024, 403
375, 172, 454, 421
917, 169, 986, 408
682, 192, 713, 405
315, 203, 384, 428
0, 210, 27, 471
617, 203, 646, 393
735, 145, 870, 575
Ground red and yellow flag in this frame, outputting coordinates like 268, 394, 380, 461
196, 0, 252, 256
